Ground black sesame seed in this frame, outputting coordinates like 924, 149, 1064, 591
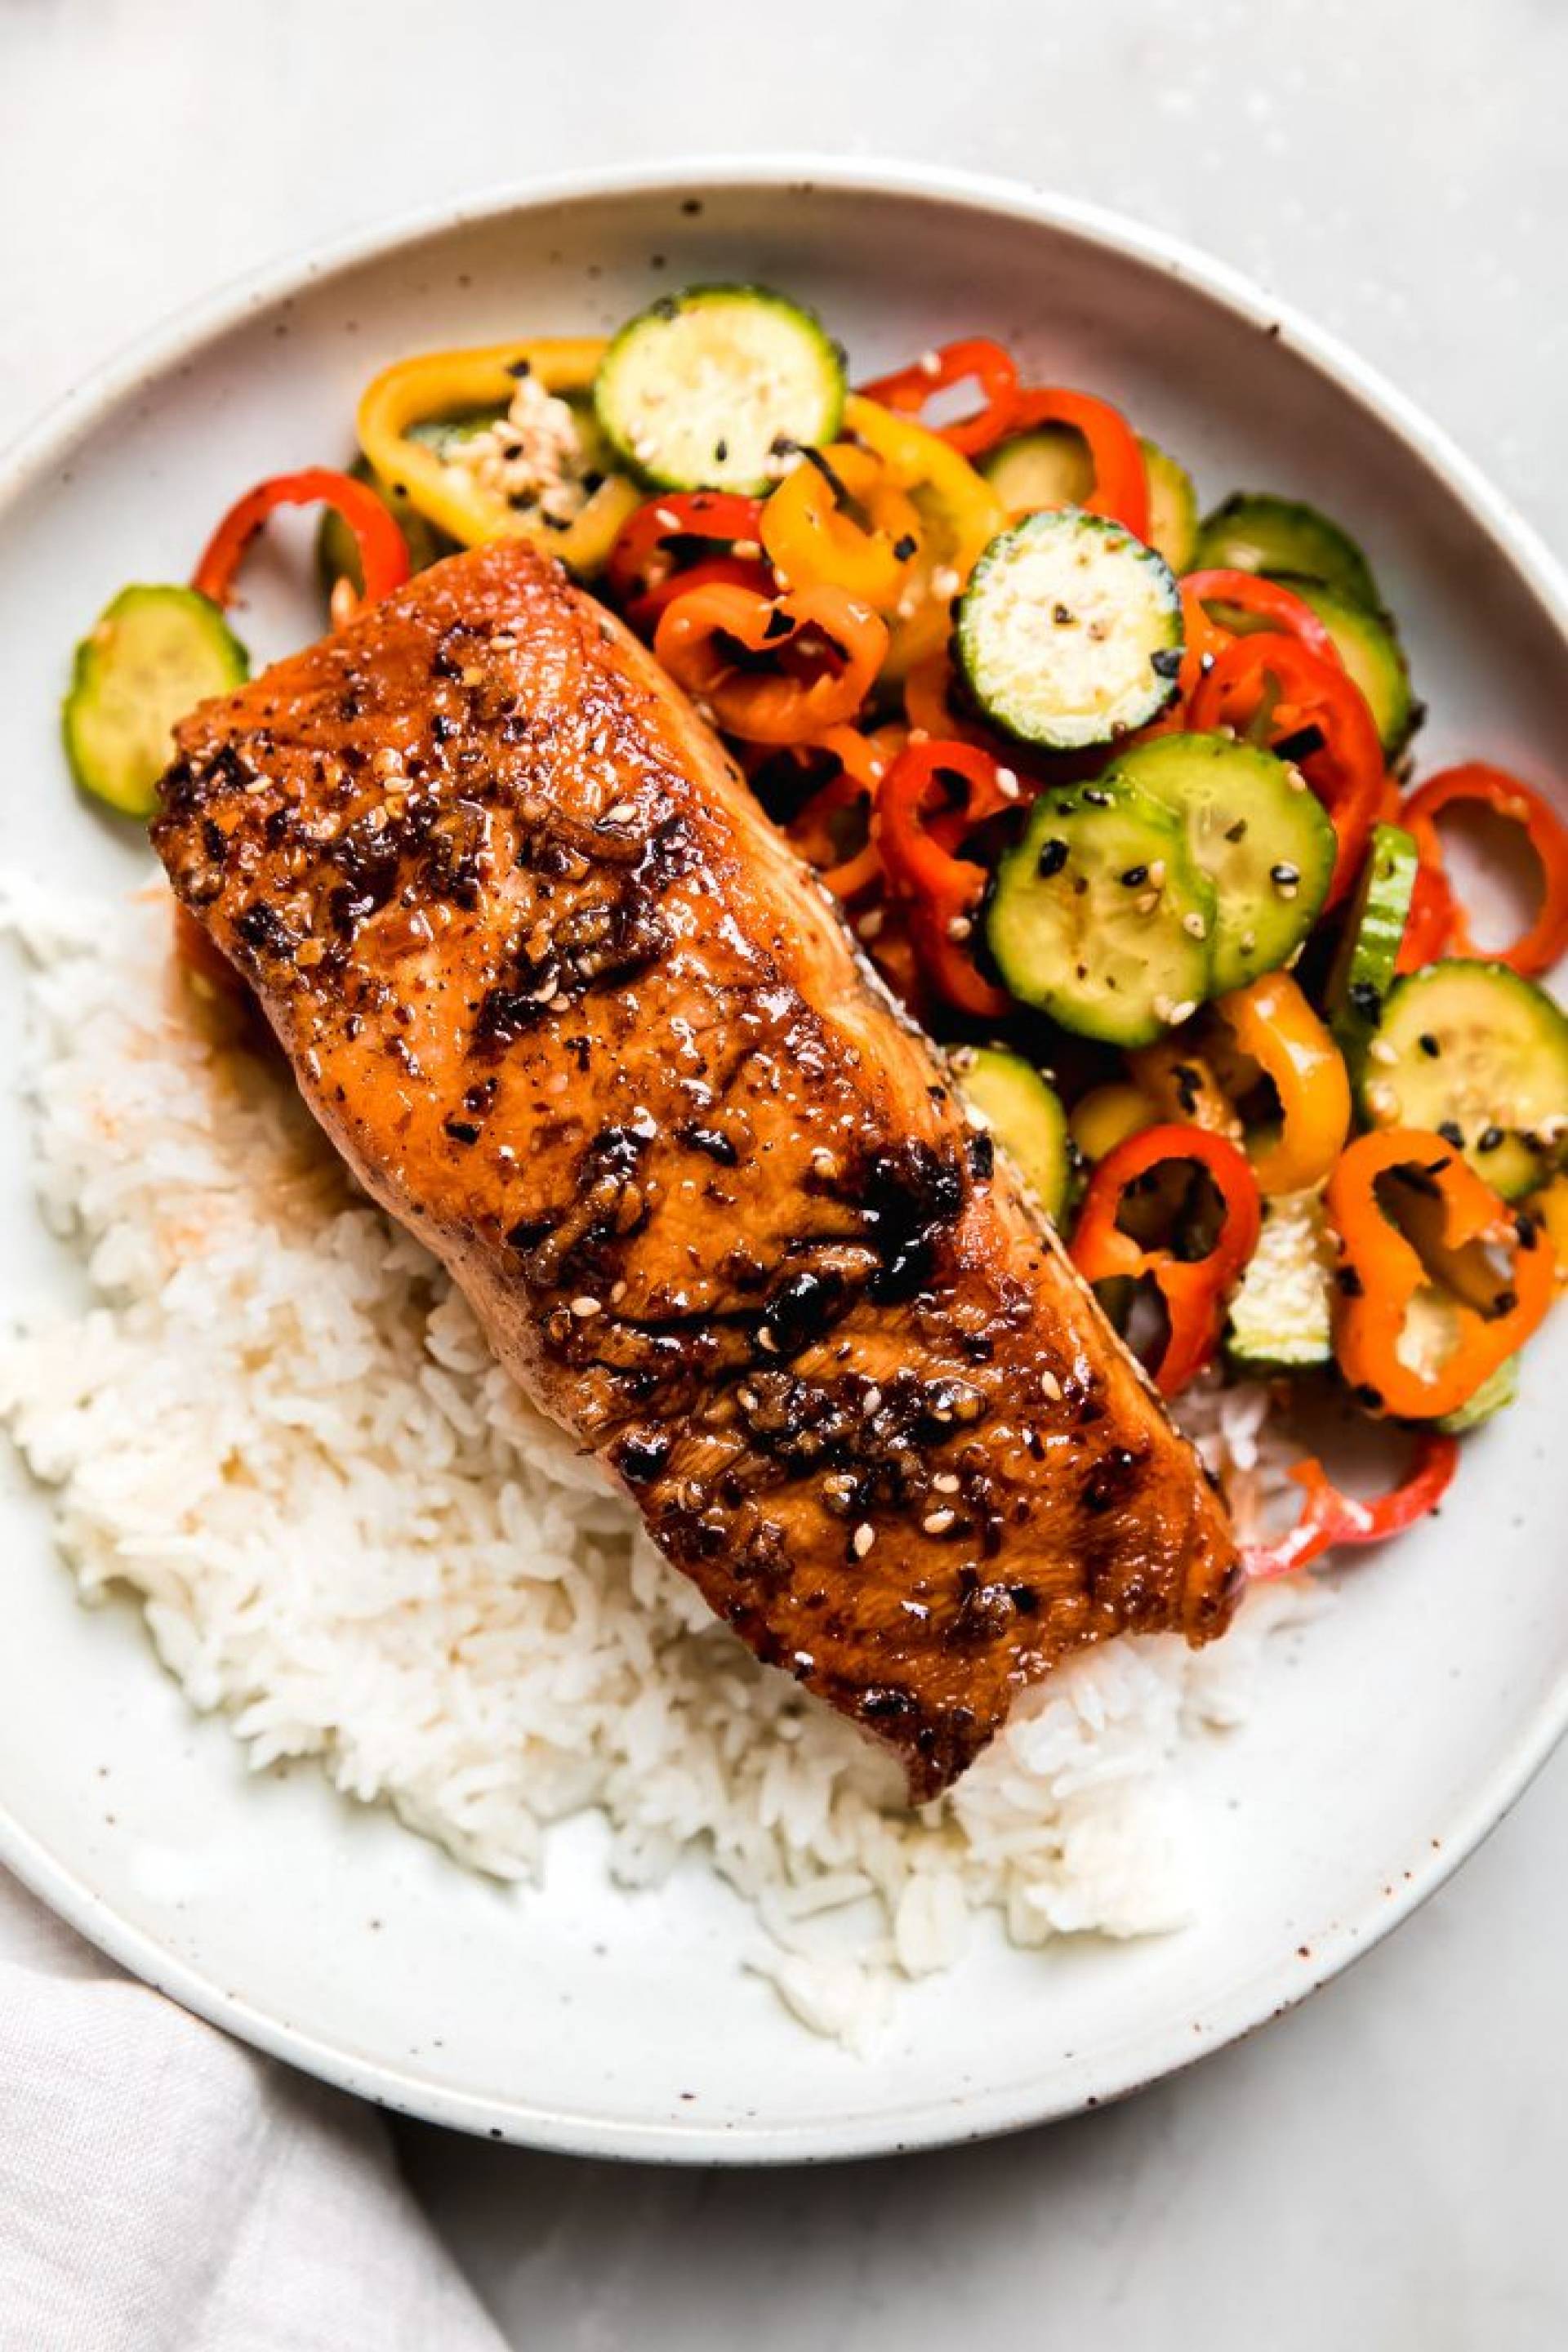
443, 1117, 482, 1146
1120, 864, 1149, 888
1490, 1286, 1519, 1319
1270, 862, 1300, 887
1352, 1382, 1384, 1411
1437, 1119, 1465, 1147
1150, 648, 1183, 679
1082, 788, 1111, 808
1348, 980, 1383, 1019
893, 532, 918, 562
1418, 1032, 1441, 1058
1477, 1125, 1505, 1153
1336, 1265, 1365, 1298
1037, 837, 1069, 879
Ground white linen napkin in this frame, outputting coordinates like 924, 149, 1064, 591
0, 1868, 504, 2352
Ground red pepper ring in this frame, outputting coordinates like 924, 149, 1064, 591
193, 467, 412, 617
1068, 1123, 1264, 1396
782, 724, 897, 900
1180, 569, 1342, 668
624, 554, 775, 635
858, 336, 1022, 459
874, 739, 1013, 1017
653, 580, 888, 746
1188, 631, 1384, 909
1243, 1430, 1459, 1581
1401, 762, 1568, 979
1005, 386, 1150, 541
606, 491, 766, 607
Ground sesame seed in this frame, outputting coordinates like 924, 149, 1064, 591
737, 1388, 759, 1411
995, 768, 1020, 800
757, 1329, 778, 1353
731, 537, 762, 559
861, 1385, 883, 1415
809, 1147, 840, 1178
1136, 891, 1160, 915
918, 348, 942, 376
946, 913, 973, 942
1182, 911, 1208, 939
922, 1509, 956, 1535
1147, 860, 1167, 887
1040, 1370, 1063, 1401
1168, 999, 1198, 1026
1367, 1081, 1397, 1117
930, 565, 961, 601
570, 1295, 600, 1317
853, 1522, 876, 1557
1152, 994, 1174, 1022
1368, 1039, 1398, 1066
654, 507, 681, 528
857, 907, 885, 941
933, 1472, 961, 1493
602, 800, 637, 825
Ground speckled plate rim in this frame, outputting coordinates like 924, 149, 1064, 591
1, 155, 1565, 2167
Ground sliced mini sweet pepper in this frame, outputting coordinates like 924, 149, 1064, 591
840, 394, 1006, 674
780, 724, 900, 899
1189, 630, 1384, 907
1004, 387, 1149, 541
874, 738, 1013, 1016
607, 490, 768, 624
1243, 1429, 1459, 1579
1069, 1122, 1263, 1395
1400, 763, 1568, 978
760, 443, 921, 612
1213, 970, 1352, 1194
858, 336, 1022, 458
356, 340, 640, 573
1181, 568, 1342, 666
193, 468, 411, 617
653, 580, 888, 746
1325, 1127, 1557, 1419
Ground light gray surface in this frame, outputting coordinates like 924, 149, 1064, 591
2, 0, 1564, 2342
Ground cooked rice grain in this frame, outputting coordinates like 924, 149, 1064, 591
0, 883, 1318, 2044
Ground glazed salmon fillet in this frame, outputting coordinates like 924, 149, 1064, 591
153, 540, 1240, 1800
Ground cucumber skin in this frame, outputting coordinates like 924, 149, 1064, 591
1276, 576, 1416, 755
1326, 822, 1419, 1085
955, 509, 1183, 751
594, 284, 845, 495
987, 782, 1214, 1048
954, 1047, 1071, 1223
1224, 1187, 1335, 1374
1103, 730, 1336, 995
1357, 958, 1568, 1201
63, 585, 249, 822
1436, 1352, 1520, 1434
1194, 492, 1379, 609
1141, 439, 1198, 572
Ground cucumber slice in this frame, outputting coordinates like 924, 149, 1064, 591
955, 510, 1182, 751
979, 433, 1196, 569
979, 425, 1088, 513
1193, 493, 1379, 608
1141, 439, 1198, 572
1099, 733, 1337, 995
1226, 1187, 1336, 1373
1278, 577, 1414, 755
1435, 1349, 1520, 1435
595, 285, 844, 495
63, 585, 248, 821
1359, 959, 1568, 1199
1325, 822, 1419, 1083
318, 454, 453, 599
987, 782, 1214, 1046
952, 1046, 1071, 1223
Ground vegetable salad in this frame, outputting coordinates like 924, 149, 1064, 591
64, 282, 1568, 1577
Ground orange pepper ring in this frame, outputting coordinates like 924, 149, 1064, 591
653, 581, 888, 746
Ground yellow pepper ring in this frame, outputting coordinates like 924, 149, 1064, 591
760, 444, 921, 612
840, 394, 1006, 675
1214, 970, 1352, 1195
356, 339, 642, 576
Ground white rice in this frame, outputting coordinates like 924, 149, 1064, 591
0, 881, 1318, 2046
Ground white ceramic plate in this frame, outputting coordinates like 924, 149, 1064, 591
2, 161, 1566, 2164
